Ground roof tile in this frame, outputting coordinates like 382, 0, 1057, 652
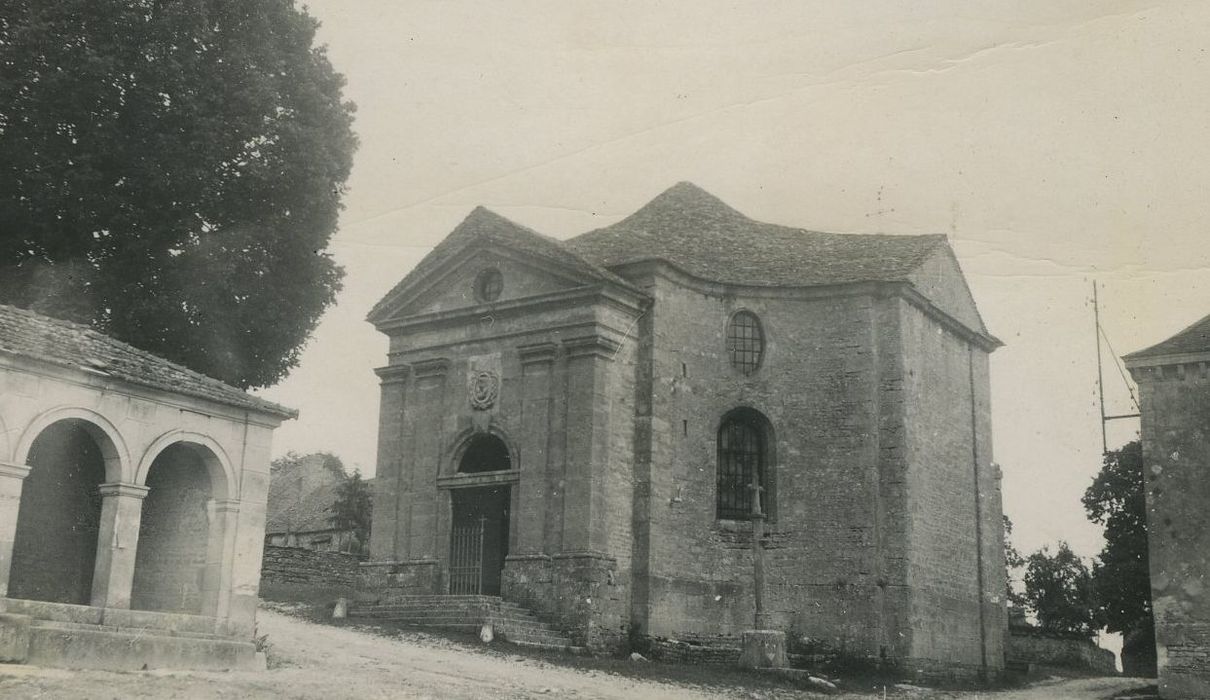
0, 304, 296, 419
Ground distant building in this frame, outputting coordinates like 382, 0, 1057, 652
361, 183, 1008, 677
1125, 314, 1210, 699
0, 304, 294, 670
265, 453, 371, 554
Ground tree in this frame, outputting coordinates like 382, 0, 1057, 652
331, 469, 372, 554
1003, 515, 1027, 608
0, 0, 357, 388
1083, 441, 1156, 675
1022, 541, 1097, 637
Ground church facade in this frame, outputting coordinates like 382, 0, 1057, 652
363, 183, 1007, 676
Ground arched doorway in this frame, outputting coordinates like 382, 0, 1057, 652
9, 420, 107, 604
130, 443, 213, 614
449, 434, 512, 595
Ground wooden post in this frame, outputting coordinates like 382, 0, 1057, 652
748, 480, 768, 629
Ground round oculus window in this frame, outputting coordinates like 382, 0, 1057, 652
475, 268, 503, 302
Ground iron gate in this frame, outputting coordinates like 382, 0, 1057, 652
448, 515, 486, 594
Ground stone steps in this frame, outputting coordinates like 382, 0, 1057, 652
349, 595, 572, 648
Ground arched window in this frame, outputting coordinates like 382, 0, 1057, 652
726, 311, 764, 375
716, 408, 772, 519
458, 434, 511, 473
475, 268, 503, 303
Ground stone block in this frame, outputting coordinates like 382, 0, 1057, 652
0, 612, 31, 662
739, 629, 787, 669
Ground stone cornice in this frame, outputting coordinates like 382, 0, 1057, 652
98, 482, 151, 499
374, 364, 412, 385
609, 260, 1002, 353
562, 334, 623, 361
1128, 358, 1210, 384
518, 342, 559, 366
0, 462, 31, 480
373, 285, 648, 336
412, 358, 451, 379
1125, 351, 1210, 374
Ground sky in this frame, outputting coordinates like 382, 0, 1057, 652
256, 0, 1210, 570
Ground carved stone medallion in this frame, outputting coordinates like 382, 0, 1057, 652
468, 369, 500, 410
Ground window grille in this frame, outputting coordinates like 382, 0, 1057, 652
726, 311, 764, 374
717, 411, 767, 519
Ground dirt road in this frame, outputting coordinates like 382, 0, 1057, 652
0, 609, 1154, 699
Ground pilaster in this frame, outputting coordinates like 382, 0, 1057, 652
90, 482, 150, 610
0, 462, 31, 598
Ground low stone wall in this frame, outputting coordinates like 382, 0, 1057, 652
646, 635, 741, 664
1007, 629, 1116, 676
260, 545, 361, 590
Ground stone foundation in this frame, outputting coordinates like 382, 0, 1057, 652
357, 559, 439, 601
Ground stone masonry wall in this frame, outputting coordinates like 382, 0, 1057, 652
633, 271, 895, 660
900, 297, 1006, 675
1131, 361, 1210, 699
1006, 630, 1117, 676
261, 545, 361, 589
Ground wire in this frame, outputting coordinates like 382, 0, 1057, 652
1098, 323, 1140, 412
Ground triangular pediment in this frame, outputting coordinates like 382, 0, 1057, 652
906, 243, 988, 336
368, 207, 639, 326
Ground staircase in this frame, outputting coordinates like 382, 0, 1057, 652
349, 595, 573, 650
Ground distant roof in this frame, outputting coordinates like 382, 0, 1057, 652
0, 304, 296, 419
266, 453, 374, 534
1124, 311, 1210, 362
367, 206, 641, 323
566, 182, 947, 287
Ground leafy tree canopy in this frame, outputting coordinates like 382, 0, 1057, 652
1003, 514, 1026, 608
1023, 541, 1097, 638
1083, 441, 1154, 644
331, 468, 372, 551
0, 0, 357, 388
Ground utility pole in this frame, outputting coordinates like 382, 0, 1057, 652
748, 480, 768, 630
1093, 281, 1141, 453
1094, 281, 1108, 454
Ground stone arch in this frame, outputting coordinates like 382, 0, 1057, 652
15, 406, 130, 483
448, 424, 518, 475
714, 406, 778, 521
9, 411, 122, 604
131, 435, 234, 615
135, 431, 235, 501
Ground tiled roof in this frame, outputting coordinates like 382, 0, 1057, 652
566, 182, 947, 287
367, 206, 642, 323
266, 478, 342, 534
0, 304, 296, 419
1124, 312, 1210, 361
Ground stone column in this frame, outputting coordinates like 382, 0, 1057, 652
90, 482, 149, 609
201, 499, 240, 621
0, 462, 31, 598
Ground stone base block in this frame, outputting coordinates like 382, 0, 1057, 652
26, 621, 259, 671
0, 613, 31, 662
358, 559, 439, 600
739, 629, 787, 669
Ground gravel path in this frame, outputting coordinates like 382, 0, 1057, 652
0, 608, 1155, 699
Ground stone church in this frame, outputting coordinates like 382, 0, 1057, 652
363, 182, 1007, 676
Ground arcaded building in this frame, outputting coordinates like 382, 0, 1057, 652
1125, 316, 1210, 698
0, 304, 294, 670
364, 183, 1007, 676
